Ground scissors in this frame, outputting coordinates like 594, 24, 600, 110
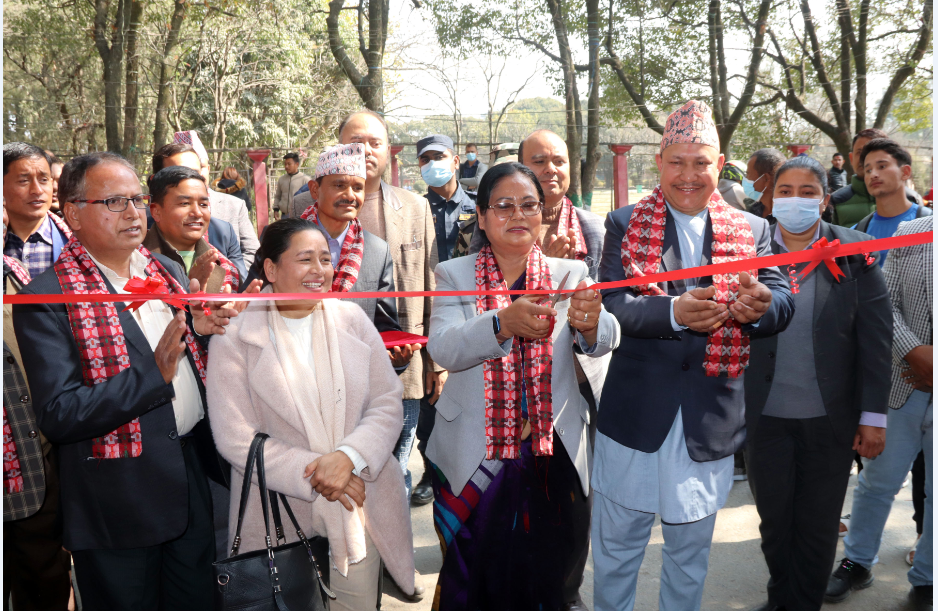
548, 271, 571, 307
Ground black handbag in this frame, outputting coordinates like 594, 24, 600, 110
214, 433, 337, 611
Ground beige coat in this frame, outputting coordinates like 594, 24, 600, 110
379, 182, 442, 400
205, 299, 416, 593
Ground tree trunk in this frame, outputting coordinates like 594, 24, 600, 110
326, 0, 386, 112
544, 0, 582, 205
581, 0, 601, 209
122, 0, 144, 156
93, 0, 130, 153
153, 0, 188, 149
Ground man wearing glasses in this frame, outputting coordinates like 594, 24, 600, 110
13, 152, 243, 609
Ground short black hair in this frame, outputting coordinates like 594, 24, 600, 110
283, 152, 300, 163
832, 152, 844, 159
3, 142, 50, 176
466, 143, 477, 149
852, 128, 888, 147
775, 156, 831, 196
152, 142, 199, 175
59, 152, 137, 204
337, 110, 389, 141
859, 138, 912, 169
749, 148, 786, 178
257, 218, 328, 284
149, 166, 206, 204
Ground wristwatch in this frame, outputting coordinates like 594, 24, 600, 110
492, 312, 509, 343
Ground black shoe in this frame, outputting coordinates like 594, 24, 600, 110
411, 459, 434, 506
562, 601, 589, 611
748, 602, 783, 611
912, 585, 933, 611
825, 558, 874, 603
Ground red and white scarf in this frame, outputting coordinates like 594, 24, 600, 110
48, 212, 73, 240
555, 197, 588, 260
54, 237, 208, 458
3, 408, 23, 494
475, 244, 553, 459
3, 255, 31, 286
621, 185, 757, 377
300, 205, 364, 292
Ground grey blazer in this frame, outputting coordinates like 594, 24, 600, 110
346, 230, 402, 335
426, 255, 620, 497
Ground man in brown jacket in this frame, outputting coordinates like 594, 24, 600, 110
338, 110, 444, 496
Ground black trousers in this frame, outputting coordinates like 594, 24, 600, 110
747, 415, 855, 611
3, 450, 72, 611
72, 439, 215, 611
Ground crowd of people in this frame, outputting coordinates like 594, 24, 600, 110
1, 100, 932, 611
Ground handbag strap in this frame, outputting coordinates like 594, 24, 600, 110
230, 433, 268, 557
266, 491, 337, 602
268, 490, 286, 544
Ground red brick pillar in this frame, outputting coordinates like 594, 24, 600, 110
609, 145, 634, 209
390, 145, 405, 187
787, 144, 811, 157
247, 149, 271, 234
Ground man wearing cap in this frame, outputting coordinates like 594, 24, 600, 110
417, 135, 476, 266
302, 143, 408, 352
330, 112, 441, 531
592, 100, 794, 611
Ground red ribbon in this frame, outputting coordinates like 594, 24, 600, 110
799, 237, 847, 282
123, 277, 189, 312
7, 230, 932, 307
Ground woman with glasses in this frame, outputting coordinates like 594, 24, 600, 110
424, 163, 620, 611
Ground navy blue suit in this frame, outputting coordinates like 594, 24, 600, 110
597, 203, 795, 462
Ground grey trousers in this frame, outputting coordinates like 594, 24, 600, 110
592, 491, 717, 611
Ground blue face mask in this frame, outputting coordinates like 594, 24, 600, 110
466, 152, 477, 162
422, 159, 454, 188
742, 175, 764, 201
773, 196, 822, 234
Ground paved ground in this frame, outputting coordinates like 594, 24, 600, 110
382, 453, 921, 610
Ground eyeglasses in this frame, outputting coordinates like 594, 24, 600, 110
487, 201, 543, 220
71, 195, 151, 212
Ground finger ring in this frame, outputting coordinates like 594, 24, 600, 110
583, 312, 588, 322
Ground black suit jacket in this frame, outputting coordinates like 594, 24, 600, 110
745, 222, 893, 442
598, 203, 795, 462
12, 253, 228, 551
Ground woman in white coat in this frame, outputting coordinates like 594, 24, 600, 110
425, 163, 620, 611
206, 218, 415, 610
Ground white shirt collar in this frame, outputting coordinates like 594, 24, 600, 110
86, 248, 148, 291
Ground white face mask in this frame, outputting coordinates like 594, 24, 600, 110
773, 196, 822, 234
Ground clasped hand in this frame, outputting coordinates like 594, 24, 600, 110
304, 451, 366, 512
673, 272, 771, 332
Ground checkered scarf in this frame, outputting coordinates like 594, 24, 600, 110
556, 197, 588, 261
300, 205, 364, 292
3, 256, 31, 287
54, 237, 208, 458
621, 185, 757, 377
200, 235, 241, 289
475, 244, 553, 459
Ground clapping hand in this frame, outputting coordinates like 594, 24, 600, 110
544, 228, 578, 259
188, 278, 240, 336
